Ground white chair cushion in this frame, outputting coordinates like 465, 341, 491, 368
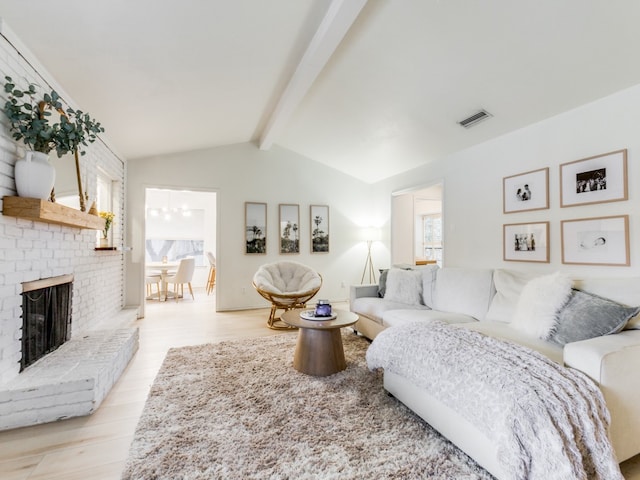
253, 261, 321, 295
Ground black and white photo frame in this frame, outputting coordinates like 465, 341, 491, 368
503, 221, 550, 263
561, 215, 629, 266
279, 204, 300, 254
560, 149, 628, 207
503, 168, 549, 214
245, 202, 266, 254
310, 205, 329, 253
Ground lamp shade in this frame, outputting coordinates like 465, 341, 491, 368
361, 227, 381, 242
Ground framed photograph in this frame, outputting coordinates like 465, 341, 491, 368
561, 215, 629, 266
279, 204, 299, 254
310, 205, 329, 253
503, 167, 549, 213
560, 149, 628, 207
245, 202, 266, 254
503, 221, 549, 263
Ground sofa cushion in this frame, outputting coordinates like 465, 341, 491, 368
351, 297, 429, 325
511, 272, 572, 339
383, 309, 476, 328
485, 269, 542, 323
432, 268, 495, 321
385, 268, 424, 305
457, 321, 563, 364
421, 265, 439, 308
549, 289, 640, 346
627, 314, 640, 330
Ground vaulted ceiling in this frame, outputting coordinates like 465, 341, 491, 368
1, 0, 640, 183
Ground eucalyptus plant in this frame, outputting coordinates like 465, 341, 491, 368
2, 76, 104, 157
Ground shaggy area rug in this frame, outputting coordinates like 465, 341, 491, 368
122, 332, 493, 479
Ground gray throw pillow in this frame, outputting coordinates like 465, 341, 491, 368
378, 269, 389, 298
549, 289, 640, 346
384, 268, 423, 305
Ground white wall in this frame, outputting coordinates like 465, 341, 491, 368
126, 143, 381, 311
377, 84, 640, 278
127, 82, 640, 315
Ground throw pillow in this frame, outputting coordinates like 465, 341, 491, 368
431, 268, 495, 320
549, 289, 640, 346
421, 265, 439, 308
377, 269, 389, 298
511, 272, 573, 339
384, 268, 423, 305
485, 269, 542, 323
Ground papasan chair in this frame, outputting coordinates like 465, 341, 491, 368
252, 261, 322, 330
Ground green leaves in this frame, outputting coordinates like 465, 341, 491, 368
2, 76, 104, 157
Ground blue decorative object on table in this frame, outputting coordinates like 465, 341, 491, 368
315, 300, 332, 317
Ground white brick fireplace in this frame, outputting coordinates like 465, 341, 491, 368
0, 21, 137, 429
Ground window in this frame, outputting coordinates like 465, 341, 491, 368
422, 213, 442, 264
97, 173, 112, 213
96, 170, 119, 246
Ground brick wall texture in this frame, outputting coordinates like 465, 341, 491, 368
0, 30, 127, 384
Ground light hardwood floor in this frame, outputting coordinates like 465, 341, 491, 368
1, 289, 639, 479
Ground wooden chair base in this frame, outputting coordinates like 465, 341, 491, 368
267, 305, 298, 330
165, 282, 194, 302
252, 275, 322, 331
145, 277, 162, 301
206, 266, 216, 295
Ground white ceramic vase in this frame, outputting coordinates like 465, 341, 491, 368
14, 151, 56, 199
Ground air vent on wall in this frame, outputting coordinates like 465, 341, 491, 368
458, 109, 492, 128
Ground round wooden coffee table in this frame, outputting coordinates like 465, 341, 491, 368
281, 309, 359, 376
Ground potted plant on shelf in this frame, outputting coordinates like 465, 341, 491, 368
2, 76, 104, 201
99, 211, 115, 247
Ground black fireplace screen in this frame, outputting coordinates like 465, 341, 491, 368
21, 280, 73, 371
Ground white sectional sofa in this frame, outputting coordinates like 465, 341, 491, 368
350, 266, 640, 479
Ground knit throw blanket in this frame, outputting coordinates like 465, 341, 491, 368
366, 321, 623, 480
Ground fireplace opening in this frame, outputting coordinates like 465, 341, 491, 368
21, 274, 73, 372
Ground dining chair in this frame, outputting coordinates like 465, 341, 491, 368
145, 274, 163, 301
163, 257, 196, 301
206, 251, 216, 295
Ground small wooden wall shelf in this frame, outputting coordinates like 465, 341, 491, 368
2, 196, 105, 230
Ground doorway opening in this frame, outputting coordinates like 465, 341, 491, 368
391, 182, 443, 267
144, 188, 217, 305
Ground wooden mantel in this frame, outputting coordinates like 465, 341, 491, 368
2, 196, 106, 230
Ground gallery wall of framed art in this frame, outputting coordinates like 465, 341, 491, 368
502, 149, 631, 267
243, 202, 330, 255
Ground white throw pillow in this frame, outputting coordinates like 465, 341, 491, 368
384, 268, 423, 305
432, 268, 495, 321
511, 272, 573, 339
421, 265, 439, 308
485, 269, 542, 323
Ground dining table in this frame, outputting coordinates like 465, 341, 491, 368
146, 261, 179, 300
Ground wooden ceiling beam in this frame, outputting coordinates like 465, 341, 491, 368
258, 0, 367, 151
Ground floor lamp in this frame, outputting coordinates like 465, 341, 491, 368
360, 227, 380, 284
